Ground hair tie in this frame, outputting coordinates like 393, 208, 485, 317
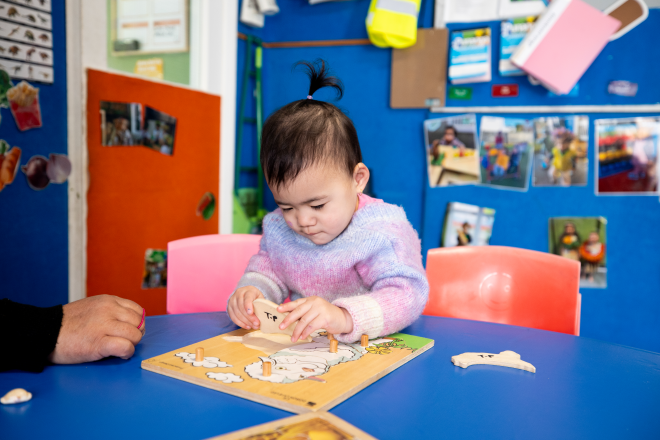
307, 95, 313, 100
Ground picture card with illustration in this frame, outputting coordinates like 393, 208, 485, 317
100, 101, 143, 146
142, 249, 167, 289
549, 217, 607, 289
424, 114, 480, 187
479, 116, 534, 191
532, 116, 589, 187
142, 106, 177, 156
441, 202, 495, 247
595, 117, 659, 195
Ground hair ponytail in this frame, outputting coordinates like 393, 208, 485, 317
294, 59, 344, 100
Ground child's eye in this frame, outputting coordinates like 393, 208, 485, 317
281, 207, 292, 212
311, 204, 325, 210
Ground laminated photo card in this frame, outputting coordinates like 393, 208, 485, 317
500, 17, 538, 77
424, 114, 480, 187
532, 115, 589, 187
595, 117, 659, 195
441, 202, 495, 248
479, 116, 534, 191
549, 216, 607, 288
449, 28, 491, 84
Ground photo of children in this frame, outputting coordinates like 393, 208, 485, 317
424, 114, 480, 187
142, 106, 177, 156
441, 202, 495, 247
596, 117, 659, 195
100, 101, 143, 146
549, 217, 607, 288
532, 116, 589, 187
479, 116, 533, 191
142, 248, 167, 289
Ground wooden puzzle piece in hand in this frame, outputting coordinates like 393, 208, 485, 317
253, 298, 297, 335
451, 350, 536, 373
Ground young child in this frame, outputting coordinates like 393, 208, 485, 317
227, 60, 428, 344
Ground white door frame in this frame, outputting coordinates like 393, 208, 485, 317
65, 0, 237, 303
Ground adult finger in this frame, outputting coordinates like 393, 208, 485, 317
113, 296, 144, 315
290, 308, 319, 342
279, 301, 312, 330
106, 321, 144, 345
99, 336, 136, 360
114, 306, 143, 328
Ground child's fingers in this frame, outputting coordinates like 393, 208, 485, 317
242, 294, 261, 327
290, 308, 319, 342
277, 297, 306, 313
279, 300, 312, 330
299, 315, 326, 340
228, 307, 252, 330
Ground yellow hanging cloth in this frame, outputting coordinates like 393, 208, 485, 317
366, 0, 421, 49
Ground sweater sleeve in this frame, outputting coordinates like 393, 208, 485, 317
232, 221, 289, 304
331, 222, 429, 343
0, 299, 63, 373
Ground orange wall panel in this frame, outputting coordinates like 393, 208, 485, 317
86, 69, 221, 315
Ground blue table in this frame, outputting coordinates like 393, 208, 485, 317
2, 313, 659, 439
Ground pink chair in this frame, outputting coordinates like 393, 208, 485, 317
167, 234, 261, 314
423, 246, 581, 336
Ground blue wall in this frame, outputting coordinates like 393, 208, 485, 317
0, 3, 68, 307
238, 0, 660, 352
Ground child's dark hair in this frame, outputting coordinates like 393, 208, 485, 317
261, 59, 362, 189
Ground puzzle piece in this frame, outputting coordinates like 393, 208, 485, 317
253, 298, 297, 335
451, 350, 536, 373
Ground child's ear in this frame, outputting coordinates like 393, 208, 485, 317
353, 163, 370, 193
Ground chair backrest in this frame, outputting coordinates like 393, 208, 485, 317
167, 234, 261, 314
424, 246, 581, 336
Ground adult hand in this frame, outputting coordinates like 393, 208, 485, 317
277, 296, 353, 342
49, 295, 145, 364
227, 286, 264, 330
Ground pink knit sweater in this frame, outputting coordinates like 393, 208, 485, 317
233, 194, 429, 343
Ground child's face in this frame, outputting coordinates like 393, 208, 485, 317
271, 162, 369, 245
444, 129, 455, 142
589, 232, 600, 243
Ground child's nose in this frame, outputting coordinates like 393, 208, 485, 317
297, 212, 315, 227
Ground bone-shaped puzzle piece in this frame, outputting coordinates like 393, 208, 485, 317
451, 351, 536, 373
253, 298, 297, 335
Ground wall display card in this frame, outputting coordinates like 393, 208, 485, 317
0, 38, 53, 65
0, 139, 21, 193
438, 0, 545, 24
3, 0, 51, 13
100, 101, 143, 146
0, 58, 52, 83
500, 17, 537, 76
114, 0, 188, 54
595, 117, 659, 195
479, 116, 534, 191
0, 20, 52, 48
0, 1, 51, 30
441, 202, 495, 247
449, 28, 491, 85
549, 217, 607, 288
532, 116, 589, 187
143, 249, 167, 289
7, 80, 41, 130
240, 0, 265, 28
142, 106, 176, 156
424, 114, 480, 187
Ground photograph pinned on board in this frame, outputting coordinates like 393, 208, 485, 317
532, 116, 589, 187
0, 140, 21, 193
196, 192, 216, 221
479, 116, 534, 191
441, 202, 495, 247
142, 106, 177, 156
549, 217, 607, 289
595, 117, 659, 195
100, 101, 143, 146
7, 80, 42, 131
424, 114, 480, 187
143, 249, 167, 289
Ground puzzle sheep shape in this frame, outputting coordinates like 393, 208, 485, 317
142, 328, 433, 413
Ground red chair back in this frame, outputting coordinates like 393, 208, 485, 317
423, 246, 581, 336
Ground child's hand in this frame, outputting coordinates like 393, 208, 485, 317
277, 296, 353, 342
227, 286, 264, 330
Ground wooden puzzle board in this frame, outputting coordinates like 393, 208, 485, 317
142, 329, 434, 414
207, 411, 378, 440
